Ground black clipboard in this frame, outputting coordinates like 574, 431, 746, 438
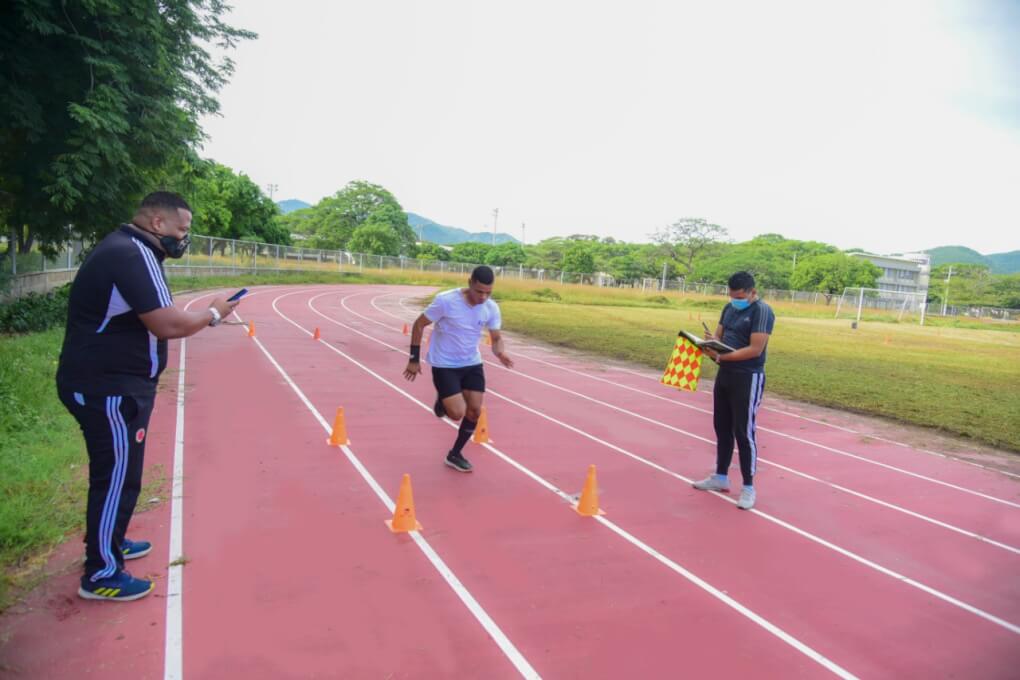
678, 329, 736, 354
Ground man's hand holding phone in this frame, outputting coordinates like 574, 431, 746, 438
208, 288, 247, 326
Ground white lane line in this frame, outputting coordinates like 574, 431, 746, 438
163, 291, 210, 680
165, 287, 286, 680
275, 290, 860, 679
314, 290, 1020, 637
388, 292, 1020, 482
231, 303, 541, 680
359, 292, 1020, 548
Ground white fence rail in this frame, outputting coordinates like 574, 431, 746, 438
3, 234, 1018, 321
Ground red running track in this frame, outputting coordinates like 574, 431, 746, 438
2, 284, 1018, 679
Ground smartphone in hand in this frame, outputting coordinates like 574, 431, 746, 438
227, 288, 249, 302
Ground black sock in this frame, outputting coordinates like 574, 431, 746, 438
450, 417, 477, 455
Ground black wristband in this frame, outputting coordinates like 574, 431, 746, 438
410, 344, 421, 362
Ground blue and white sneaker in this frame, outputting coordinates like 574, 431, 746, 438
122, 538, 152, 560
78, 570, 154, 602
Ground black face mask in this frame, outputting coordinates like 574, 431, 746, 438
133, 223, 190, 259
160, 232, 190, 259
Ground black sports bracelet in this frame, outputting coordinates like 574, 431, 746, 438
410, 344, 421, 362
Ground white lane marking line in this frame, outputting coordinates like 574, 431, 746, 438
386, 292, 1020, 482
315, 290, 1020, 637
358, 293, 1020, 545
163, 291, 212, 680
233, 302, 540, 680
277, 290, 860, 679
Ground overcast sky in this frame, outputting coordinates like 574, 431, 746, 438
198, 0, 1020, 254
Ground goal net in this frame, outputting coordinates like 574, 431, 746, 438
834, 287, 928, 324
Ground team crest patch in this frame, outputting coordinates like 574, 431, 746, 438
135, 428, 146, 443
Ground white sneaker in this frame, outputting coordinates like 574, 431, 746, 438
692, 474, 730, 493
737, 486, 756, 510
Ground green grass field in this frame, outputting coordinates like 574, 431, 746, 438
0, 330, 87, 609
500, 301, 1020, 451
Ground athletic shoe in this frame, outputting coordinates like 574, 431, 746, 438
433, 397, 446, 418
78, 571, 154, 602
692, 474, 730, 492
737, 486, 756, 510
122, 538, 152, 560
445, 450, 473, 473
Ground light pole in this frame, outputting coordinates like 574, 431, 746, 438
266, 183, 279, 200
942, 265, 954, 316
492, 208, 499, 245
521, 222, 525, 245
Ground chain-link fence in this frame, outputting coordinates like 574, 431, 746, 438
4, 233, 1018, 321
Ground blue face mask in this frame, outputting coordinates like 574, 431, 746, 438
730, 298, 751, 311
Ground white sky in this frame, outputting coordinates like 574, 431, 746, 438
199, 0, 1020, 254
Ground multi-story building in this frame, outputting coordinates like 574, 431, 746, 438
849, 252, 931, 298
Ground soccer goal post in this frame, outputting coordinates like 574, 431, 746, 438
834, 287, 928, 325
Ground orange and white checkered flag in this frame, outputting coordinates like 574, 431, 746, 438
661, 333, 703, 392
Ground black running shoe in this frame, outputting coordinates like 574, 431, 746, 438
445, 450, 473, 472
433, 397, 446, 418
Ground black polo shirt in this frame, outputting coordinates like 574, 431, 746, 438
57, 225, 174, 395
718, 299, 776, 374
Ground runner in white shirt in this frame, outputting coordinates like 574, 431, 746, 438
403, 266, 514, 471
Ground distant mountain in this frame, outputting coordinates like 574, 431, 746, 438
406, 212, 520, 245
925, 246, 1020, 274
277, 199, 311, 214
988, 251, 1020, 274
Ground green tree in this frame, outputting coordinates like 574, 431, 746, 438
0, 0, 253, 255
928, 263, 1000, 307
348, 222, 400, 256
652, 218, 728, 277
415, 242, 450, 261
990, 274, 1020, 309
562, 242, 596, 273
484, 242, 527, 266
186, 161, 285, 244
790, 253, 881, 303
449, 241, 492, 264
306, 181, 415, 254
694, 234, 836, 289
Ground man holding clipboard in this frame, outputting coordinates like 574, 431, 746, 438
691, 271, 775, 510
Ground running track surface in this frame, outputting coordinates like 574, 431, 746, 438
3, 284, 1019, 679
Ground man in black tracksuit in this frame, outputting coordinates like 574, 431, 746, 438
56, 192, 237, 601
692, 271, 775, 511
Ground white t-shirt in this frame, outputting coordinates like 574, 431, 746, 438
424, 288, 502, 368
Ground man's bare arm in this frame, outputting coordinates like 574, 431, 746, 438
139, 297, 236, 340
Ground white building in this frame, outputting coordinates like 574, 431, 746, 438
850, 252, 931, 298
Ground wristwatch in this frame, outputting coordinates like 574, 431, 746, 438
208, 306, 222, 327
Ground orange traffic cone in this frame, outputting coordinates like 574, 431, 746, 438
472, 407, 490, 444
247, 321, 256, 337
575, 465, 605, 516
326, 407, 350, 446
386, 474, 422, 532
402, 323, 409, 335
313, 327, 321, 341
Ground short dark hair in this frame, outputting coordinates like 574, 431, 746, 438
728, 271, 755, 291
140, 191, 191, 213
470, 265, 495, 285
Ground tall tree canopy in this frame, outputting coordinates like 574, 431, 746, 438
1, 0, 253, 254
302, 181, 415, 255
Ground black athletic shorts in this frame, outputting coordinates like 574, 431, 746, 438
432, 364, 486, 399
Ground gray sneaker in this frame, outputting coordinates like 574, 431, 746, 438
737, 486, 756, 510
692, 475, 730, 492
